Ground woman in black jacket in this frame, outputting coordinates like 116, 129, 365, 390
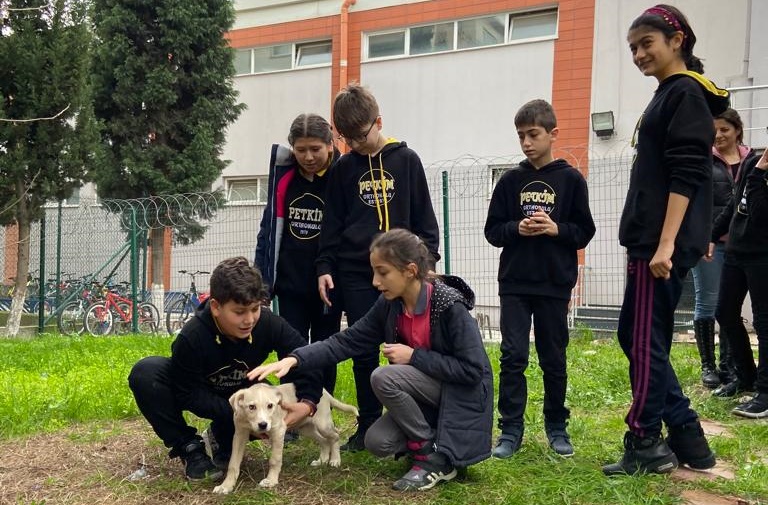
692, 108, 756, 391
711, 148, 768, 417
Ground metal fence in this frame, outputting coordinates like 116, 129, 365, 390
0, 153, 708, 335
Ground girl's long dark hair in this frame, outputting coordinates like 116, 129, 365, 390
630, 4, 703, 73
370, 229, 433, 280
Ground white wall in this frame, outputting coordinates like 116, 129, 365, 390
220, 67, 332, 182
233, 0, 428, 30
361, 41, 555, 165
590, 0, 751, 158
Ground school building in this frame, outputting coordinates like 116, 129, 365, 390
215, 0, 767, 330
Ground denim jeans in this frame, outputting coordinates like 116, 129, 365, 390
691, 242, 725, 320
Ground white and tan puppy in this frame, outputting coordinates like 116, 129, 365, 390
213, 383, 358, 494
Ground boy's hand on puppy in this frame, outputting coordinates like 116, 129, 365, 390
247, 357, 298, 381
382, 343, 413, 364
282, 401, 312, 427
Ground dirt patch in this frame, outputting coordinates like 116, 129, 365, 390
0, 419, 409, 505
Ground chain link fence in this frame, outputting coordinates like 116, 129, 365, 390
0, 152, 702, 336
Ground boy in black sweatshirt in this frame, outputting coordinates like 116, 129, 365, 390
128, 257, 322, 481
316, 82, 440, 451
484, 99, 595, 459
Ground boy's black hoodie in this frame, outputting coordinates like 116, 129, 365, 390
169, 301, 322, 422
485, 159, 595, 300
619, 72, 730, 268
315, 140, 440, 278
711, 156, 768, 259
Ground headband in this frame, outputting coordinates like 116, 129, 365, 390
644, 5, 683, 32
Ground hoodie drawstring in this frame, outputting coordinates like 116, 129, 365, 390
368, 153, 390, 231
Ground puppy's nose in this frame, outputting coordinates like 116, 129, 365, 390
258, 422, 268, 430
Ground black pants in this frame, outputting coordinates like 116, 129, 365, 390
338, 270, 383, 427
617, 258, 698, 439
277, 290, 342, 394
716, 256, 768, 393
128, 356, 234, 455
497, 294, 570, 430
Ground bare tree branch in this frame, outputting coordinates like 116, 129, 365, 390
0, 104, 70, 123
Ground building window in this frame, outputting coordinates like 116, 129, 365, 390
368, 31, 406, 59
226, 177, 268, 204
488, 164, 512, 197
64, 187, 81, 206
410, 23, 454, 55
509, 11, 558, 41
457, 15, 505, 49
296, 41, 332, 66
235, 40, 332, 75
234, 49, 252, 75
364, 9, 557, 61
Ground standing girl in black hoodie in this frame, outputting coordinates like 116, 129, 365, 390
604, 4, 729, 476
255, 113, 342, 396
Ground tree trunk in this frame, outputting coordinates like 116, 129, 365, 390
149, 226, 165, 314
6, 181, 32, 338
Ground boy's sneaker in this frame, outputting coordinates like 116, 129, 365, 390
732, 393, 768, 419
202, 427, 231, 470
341, 427, 367, 452
545, 422, 574, 457
392, 442, 457, 491
666, 420, 716, 469
179, 439, 223, 481
492, 426, 523, 459
602, 432, 678, 476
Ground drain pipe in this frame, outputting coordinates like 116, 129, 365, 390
339, 0, 357, 90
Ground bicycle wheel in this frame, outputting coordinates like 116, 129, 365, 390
58, 301, 85, 336
113, 302, 132, 334
137, 302, 160, 335
165, 298, 192, 334
84, 302, 113, 335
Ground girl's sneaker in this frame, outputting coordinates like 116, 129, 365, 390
732, 393, 768, 419
393, 441, 457, 491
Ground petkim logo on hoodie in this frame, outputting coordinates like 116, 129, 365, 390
519, 181, 556, 216
358, 170, 395, 207
288, 193, 324, 239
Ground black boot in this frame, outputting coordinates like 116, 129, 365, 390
602, 432, 678, 476
666, 420, 716, 470
694, 319, 720, 388
718, 330, 736, 384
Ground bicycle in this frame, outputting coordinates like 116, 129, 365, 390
57, 275, 104, 336
84, 284, 160, 335
165, 269, 209, 334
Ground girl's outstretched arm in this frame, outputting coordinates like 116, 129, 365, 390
248, 357, 298, 381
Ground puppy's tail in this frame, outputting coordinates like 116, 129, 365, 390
324, 391, 359, 417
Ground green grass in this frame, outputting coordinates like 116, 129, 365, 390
1, 332, 767, 504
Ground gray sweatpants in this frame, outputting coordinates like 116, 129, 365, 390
364, 364, 442, 457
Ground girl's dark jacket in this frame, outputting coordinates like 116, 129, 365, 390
289, 275, 494, 467
255, 143, 340, 297
169, 301, 322, 422
711, 145, 755, 242
619, 72, 730, 268
711, 156, 768, 259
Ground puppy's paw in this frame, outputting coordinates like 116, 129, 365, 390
329, 458, 341, 467
212, 484, 233, 495
310, 458, 323, 467
259, 477, 278, 488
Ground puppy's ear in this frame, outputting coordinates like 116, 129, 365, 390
229, 390, 246, 411
274, 390, 283, 406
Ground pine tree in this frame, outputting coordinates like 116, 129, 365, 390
0, 0, 97, 337
91, 0, 244, 301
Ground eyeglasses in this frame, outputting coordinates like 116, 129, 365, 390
336, 117, 378, 144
